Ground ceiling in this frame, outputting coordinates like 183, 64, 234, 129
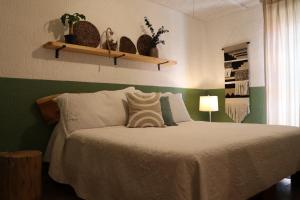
147, 0, 260, 21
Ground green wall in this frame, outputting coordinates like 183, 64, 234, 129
0, 77, 266, 152
207, 87, 267, 123
0, 77, 207, 152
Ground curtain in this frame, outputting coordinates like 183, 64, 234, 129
263, 0, 300, 126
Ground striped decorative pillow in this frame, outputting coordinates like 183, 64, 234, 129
126, 92, 165, 128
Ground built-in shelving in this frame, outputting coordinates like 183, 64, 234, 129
43, 41, 177, 71
225, 77, 235, 80
225, 80, 249, 85
224, 58, 248, 63
232, 68, 248, 72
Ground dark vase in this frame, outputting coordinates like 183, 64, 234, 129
149, 47, 159, 58
64, 34, 76, 44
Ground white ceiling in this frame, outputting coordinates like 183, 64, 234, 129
147, 0, 260, 21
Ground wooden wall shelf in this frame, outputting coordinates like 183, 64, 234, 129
43, 41, 177, 71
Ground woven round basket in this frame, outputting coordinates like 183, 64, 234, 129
73, 21, 100, 47
137, 34, 153, 56
119, 36, 136, 54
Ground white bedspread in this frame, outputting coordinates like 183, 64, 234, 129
46, 121, 300, 200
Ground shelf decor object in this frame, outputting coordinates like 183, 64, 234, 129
222, 42, 250, 123
73, 21, 100, 47
44, 41, 177, 71
60, 13, 86, 44
101, 27, 118, 51
137, 34, 153, 56
119, 36, 137, 54
143, 16, 169, 58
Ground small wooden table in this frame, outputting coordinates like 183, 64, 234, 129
0, 150, 42, 200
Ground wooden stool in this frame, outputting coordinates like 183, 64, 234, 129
0, 150, 42, 200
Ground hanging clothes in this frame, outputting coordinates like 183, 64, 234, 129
235, 80, 249, 96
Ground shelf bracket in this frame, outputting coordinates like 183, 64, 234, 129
113, 54, 126, 65
157, 61, 169, 71
55, 45, 66, 58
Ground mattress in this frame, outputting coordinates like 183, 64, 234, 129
46, 121, 300, 200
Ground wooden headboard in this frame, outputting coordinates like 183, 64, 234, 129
36, 95, 60, 125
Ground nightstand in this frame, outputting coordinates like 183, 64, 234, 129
0, 150, 42, 200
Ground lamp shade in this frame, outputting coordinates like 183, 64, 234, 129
199, 96, 219, 112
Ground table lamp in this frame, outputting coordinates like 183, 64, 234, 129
199, 96, 219, 122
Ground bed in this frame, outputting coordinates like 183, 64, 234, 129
46, 120, 300, 200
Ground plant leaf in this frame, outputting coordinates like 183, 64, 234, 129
60, 14, 70, 25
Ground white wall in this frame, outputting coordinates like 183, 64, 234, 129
201, 5, 265, 89
0, 1, 264, 90
0, 0, 206, 89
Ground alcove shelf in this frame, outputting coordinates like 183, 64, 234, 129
43, 41, 177, 71
224, 58, 248, 63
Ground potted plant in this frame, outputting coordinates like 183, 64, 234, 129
144, 17, 169, 57
60, 13, 86, 44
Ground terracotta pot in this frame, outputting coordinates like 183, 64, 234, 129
149, 47, 159, 58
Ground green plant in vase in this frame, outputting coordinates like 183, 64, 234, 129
60, 13, 86, 44
144, 16, 169, 57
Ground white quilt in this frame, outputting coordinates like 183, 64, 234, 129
46, 121, 300, 200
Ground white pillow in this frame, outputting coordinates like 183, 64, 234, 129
162, 93, 191, 123
55, 87, 135, 133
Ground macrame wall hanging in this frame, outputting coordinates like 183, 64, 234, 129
223, 42, 250, 123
